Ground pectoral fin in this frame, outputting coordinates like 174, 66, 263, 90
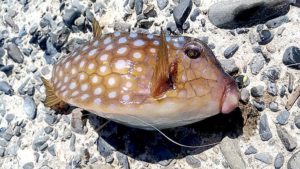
92, 18, 102, 38
41, 77, 63, 107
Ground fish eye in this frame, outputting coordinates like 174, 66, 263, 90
183, 42, 203, 59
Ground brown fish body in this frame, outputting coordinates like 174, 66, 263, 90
48, 32, 239, 130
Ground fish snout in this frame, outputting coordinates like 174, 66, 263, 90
221, 80, 240, 114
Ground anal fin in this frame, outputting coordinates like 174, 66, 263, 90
41, 76, 64, 107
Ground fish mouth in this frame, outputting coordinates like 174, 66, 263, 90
221, 80, 240, 114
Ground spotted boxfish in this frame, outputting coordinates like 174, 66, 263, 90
42, 19, 240, 130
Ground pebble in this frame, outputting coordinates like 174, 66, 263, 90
258, 30, 273, 45
186, 155, 201, 168
240, 88, 250, 103
4, 15, 19, 33
288, 73, 294, 93
44, 113, 57, 125
235, 75, 250, 89
287, 150, 300, 169
48, 144, 56, 156
0, 80, 13, 95
208, 0, 290, 29
279, 86, 286, 97
251, 85, 264, 97
265, 15, 289, 29
276, 111, 290, 125
274, 153, 284, 169
269, 101, 279, 112
6, 43, 24, 63
190, 8, 201, 22
276, 125, 297, 151
69, 134, 76, 152
71, 108, 87, 134
23, 162, 34, 169
254, 152, 273, 164
219, 59, 239, 75
253, 100, 265, 111
244, 145, 257, 155
0, 147, 4, 157
224, 44, 239, 59
0, 48, 5, 58
0, 138, 9, 147
283, 46, 300, 69
3, 129, 13, 141
250, 54, 265, 75
7, 144, 19, 156
134, 0, 143, 15
295, 115, 300, 129
63, 7, 81, 27
23, 96, 37, 120
13, 126, 21, 137
44, 126, 53, 134
5, 113, 15, 123
267, 82, 278, 96
32, 135, 49, 151
0, 65, 14, 76
173, 0, 192, 30
220, 137, 246, 169
156, 0, 169, 10
116, 152, 129, 169
261, 66, 281, 82
259, 114, 272, 141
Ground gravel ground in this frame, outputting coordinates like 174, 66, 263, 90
0, 0, 300, 169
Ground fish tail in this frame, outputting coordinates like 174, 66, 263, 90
41, 76, 63, 107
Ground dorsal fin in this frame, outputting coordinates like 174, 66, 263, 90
92, 18, 102, 38
41, 76, 63, 107
151, 28, 173, 98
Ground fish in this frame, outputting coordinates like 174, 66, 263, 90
41, 19, 240, 130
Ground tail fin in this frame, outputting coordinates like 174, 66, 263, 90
41, 76, 63, 107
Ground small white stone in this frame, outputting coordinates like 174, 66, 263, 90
147, 34, 154, 39
153, 40, 159, 45
93, 40, 99, 47
82, 46, 89, 51
165, 36, 171, 42
122, 95, 130, 101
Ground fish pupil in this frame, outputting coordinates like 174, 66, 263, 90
185, 46, 201, 59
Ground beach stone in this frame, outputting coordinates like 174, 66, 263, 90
186, 155, 201, 168
254, 152, 273, 164
287, 150, 300, 169
0, 139, 8, 147
261, 66, 281, 82
0, 147, 4, 157
63, 7, 81, 27
44, 113, 57, 125
251, 85, 264, 97
224, 44, 239, 59
44, 126, 53, 134
71, 108, 87, 134
276, 125, 297, 151
220, 137, 246, 169
276, 111, 290, 125
156, 0, 168, 10
253, 100, 265, 111
135, 0, 143, 15
259, 114, 272, 141
219, 59, 239, 75
5, 113, 15, 123
208, 0, 290, 29
190, 8, 201, 22
48, 144, 56, 156
235, 75, 250, 89
6, 43, 24, 63
267, 82, 278, 96
23, 96, 37, 120
116, 152, 129, 169
0, 48, 5, 58
295, 115, 300, 129
240, 88, 250, 103
0, 80, 13, 95
257, 30, 273, 45
244, 145, 257, 155
269, 101, 279, 112
265, 15, 289, 29
4, 15, 19, 33
32, 135, 49, 151
173, 0, 192, 30
23, 162, 34, 169
250, 54, 265, 75
274, 153, 284, 169
283, 46, 300, 69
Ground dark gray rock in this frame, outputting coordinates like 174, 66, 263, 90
253, 100, 265, 111
6, 43, 24, 63
63, 7, 81, 27
0, 147, 4, 157
276, 111, 290, 125
0, 48, 5, 58
251, 85, 264, 97
44, 113, 57, 125
4, 15, 19, 33
48, 144, 56, 156
135, 0, 143, 15
0, 80, 13, 95
259, 114, 272, 141
287, 150, 300, 169
0, 139, 9, 147
32, 135, 49, 151
69, 134, 76, 152
276, 125, 297, 151
266, 15, 289, 29
0, 65, 14, 76
219, 59, 239, 75
236, 28, 249, 34
280, 86, 286, 97
156, 0, 168, 10
267, 82, 278, 96
5, 113, 15, 123
173, 0, 192, 30
186, 155, 201, 168
257, 30, 273, 45
274, 153, 284, 169
244, 145, 257, 155
235, 75, 250, 89
254, 152, 273, 164
44, 126, 53, 134
114, 22, 131, 32
208, 0, 290, 29
288, 73, 294, 93
269, 101, 279, 112
6, 143, 19, 156
23, 96, 37, 120
3, 129, 13, 141
224, 44, 239, 59
295, 115, 300, 129
116, 152, 129, 169
71, 108, 87, 134
240, 88, 250, 103
283, 46, 300, 70
190, 8, 201, 22
13, 126, 21, 137
250, 54, 265, 75
23, 162, 34, 169
261, 66, 281, 82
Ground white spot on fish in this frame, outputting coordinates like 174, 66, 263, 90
88, 63, 95, 70
122, 95, 130, 101
105, 44, 113, 50
93, 40, 99, 47
133, 39, 145, 47
100, 66, 107, 73
125, 81, 132, 88
133, 52, 141, 59
150, 48, 156, 53
153, 40, 159, 46
92, 76, 99, 83
94, 87, 103, 95
79, 60, 86, 68
63, 76, 69, 83
108, 77, 116, 86
80, 94, 89, 100
114, 31, 121, 36
81, 83, 89, 91
129, 32, 137, 38
173, 42, 181, 48
108, 91, 117, 98
117, 47, 127, 54
165, 36, 171, 42
69, 82, 77, 90
115, 60, 127, 69
71, 68, 77, 75
118, 37, 127, 44
99, 54, 109, 61
82, 46, 89, 51
65, 61, 70, 69
147, 34, 154, 39
88, 49, 97, 56
79, 73, 86, 81
94, 98, 102, 105
71, 91, 79, 97
104, 37, 111, 45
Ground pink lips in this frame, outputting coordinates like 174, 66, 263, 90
221, 82, 240, 114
